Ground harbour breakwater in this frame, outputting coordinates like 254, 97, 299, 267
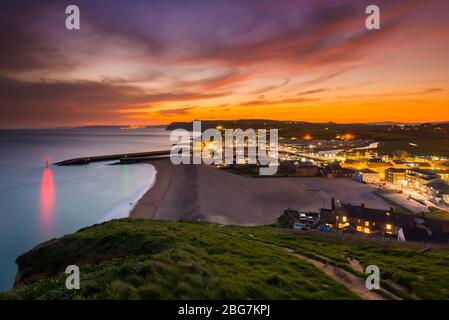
54, 150, 171, 166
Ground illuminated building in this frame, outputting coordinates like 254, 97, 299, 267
334, 203, 398, 236
303, 134, 313, 141
406, 168, 440, 192
356, 168, 380, 184
385, 168, 406, 184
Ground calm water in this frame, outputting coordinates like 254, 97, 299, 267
0, 127, 171, 290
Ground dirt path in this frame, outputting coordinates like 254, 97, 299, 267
348, 258, 364, 273
283, 248, 385, 300
221, 232, 403, 300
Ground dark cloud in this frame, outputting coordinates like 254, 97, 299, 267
178, 69, 251, 90
239, 97, 319, 107
297, 88, 330, 96
157, 107, 195, 116
0, 77, 227, 127
253, 78, 290, 94
0, 1, 73, 73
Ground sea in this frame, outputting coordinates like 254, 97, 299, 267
0, 127, 171, 290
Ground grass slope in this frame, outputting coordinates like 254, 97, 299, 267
1, 219, 449, 300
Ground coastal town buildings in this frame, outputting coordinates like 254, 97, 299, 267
334, 203, 399, 236
280, 160, 319, 177
355, 169, 380, 184
385, 168, 406, 184
426, 180, 449, 203
277, 138, 449, 207
325, 200, 448, 242
406, 168, 441, 192
320, 163, 356, 178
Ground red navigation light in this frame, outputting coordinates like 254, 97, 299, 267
39, 168, 55, 238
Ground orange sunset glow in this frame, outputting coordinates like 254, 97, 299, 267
1, 0, 448, 128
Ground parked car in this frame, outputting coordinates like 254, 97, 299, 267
293, 223, 309, 231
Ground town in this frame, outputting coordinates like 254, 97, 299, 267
273, 132, 449, 243
186, 121, 449, 243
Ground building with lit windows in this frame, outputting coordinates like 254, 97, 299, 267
321, 199, 449, 242
433, 170, 449, 182
356, 168, 380, 184
406, 168, 441, 191
334, 203, 401, 237
385, 168, 406, 184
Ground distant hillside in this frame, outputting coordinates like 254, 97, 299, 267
2, 219, 449, 300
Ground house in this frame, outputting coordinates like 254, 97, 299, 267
390, 159, 406, 168
368, 158, 383, 164
341, 149, 377, 160
385, 168, 406, 184
340, 159, 366, 171
406, 168, 441, 192
321, 198, 449, 242
366, 161, 393, 179
294, 163, 319, 177
444, 194, 449, 205
317, 149, 344, 158
320, 163, 356, 178
335, 203, 399, 236
425, 180, 449, 204
433, 170, 449, 182
280, 161, 319, 177
398, 227, 449, 243
356, 168, 380, 184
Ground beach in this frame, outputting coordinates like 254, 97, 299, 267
131, 159, 390, 225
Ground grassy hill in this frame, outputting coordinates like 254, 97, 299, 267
1, 219, 449, 300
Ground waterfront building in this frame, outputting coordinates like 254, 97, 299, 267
385, 168, 406, 184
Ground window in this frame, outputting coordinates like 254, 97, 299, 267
364, 221, 369, 227
364, 227, 370, 234
342, 216, 347, 223
386, 224, 392, 230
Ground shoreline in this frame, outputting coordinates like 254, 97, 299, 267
130, 159, 390, 226
130, 159, 173, 219
99, 163, 158, 222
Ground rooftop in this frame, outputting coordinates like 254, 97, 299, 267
386, 168, 406, 173
426, 180, 449, 193
359, 168, 377, 174
340, 204, 396, 224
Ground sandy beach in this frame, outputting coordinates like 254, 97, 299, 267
131, 159, 390, 225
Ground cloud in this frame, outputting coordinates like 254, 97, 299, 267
179, 69, 252, 90
0, 77, 227, 127
253, 78, 290, 94
297, 88, 330, 96
239, 97, 319, 107
157, 107, 195, 116
426, 88, 444, 93
0, 0, 447, 126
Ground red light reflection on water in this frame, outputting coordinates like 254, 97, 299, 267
39, 168, 55, 237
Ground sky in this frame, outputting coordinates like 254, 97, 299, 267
0, 0, 448, 128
